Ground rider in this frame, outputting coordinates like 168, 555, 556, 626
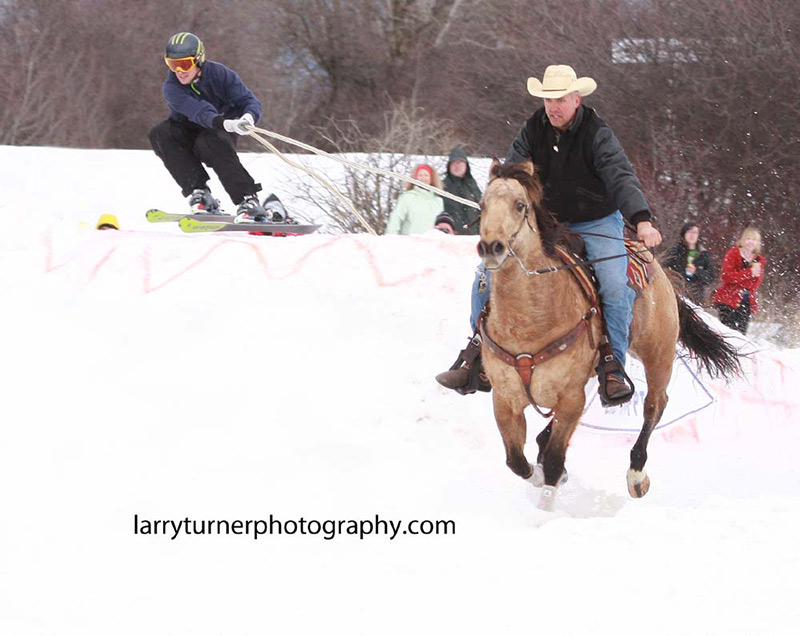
436, 65, 662, 404
149, 32, 267, 222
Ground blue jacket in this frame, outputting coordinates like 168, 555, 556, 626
162, 61, 262, 129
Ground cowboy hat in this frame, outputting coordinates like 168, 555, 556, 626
527, 65, 597, 99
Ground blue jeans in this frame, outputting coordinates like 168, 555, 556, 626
470, 264, 490, 332
470, 211, 635, 366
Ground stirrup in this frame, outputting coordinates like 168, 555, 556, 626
595, 343, 634, 407
455, 357, 491, 395
436, 335, 491, 395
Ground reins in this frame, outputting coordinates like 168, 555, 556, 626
505, 205, 653, 277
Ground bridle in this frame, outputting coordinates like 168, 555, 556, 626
481, 198, 537, 272
483, 194, 651, 276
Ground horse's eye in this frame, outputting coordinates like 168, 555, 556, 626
515, 201, 526, 213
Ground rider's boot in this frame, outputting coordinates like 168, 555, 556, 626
435, 334, 492, 395
595, 338, 634, 406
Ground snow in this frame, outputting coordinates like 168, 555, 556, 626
1, 145, 799, 635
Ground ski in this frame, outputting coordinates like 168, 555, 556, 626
146, 209, 235, 223
178, 216, 320, 235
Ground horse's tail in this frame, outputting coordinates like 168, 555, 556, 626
677, 296, 742, 379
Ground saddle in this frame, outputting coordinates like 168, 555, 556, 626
558, 231, 654, 302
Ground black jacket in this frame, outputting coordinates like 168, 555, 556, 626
442, 147, 482, 235
506, 105, 650, 226
663, 243, 715, 303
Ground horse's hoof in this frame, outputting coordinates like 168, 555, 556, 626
528, 464, 568, 488
538, 485, 558, 511
626, 469, 651, 498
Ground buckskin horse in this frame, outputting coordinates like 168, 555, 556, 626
477, 160, 740, 511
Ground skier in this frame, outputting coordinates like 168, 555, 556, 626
149, 32, 267, 223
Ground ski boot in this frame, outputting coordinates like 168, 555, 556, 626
189, 188, 220, 214
263, 193, 289, 223
234, 194, 267, 223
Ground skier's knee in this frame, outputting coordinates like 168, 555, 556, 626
148, 121, 172, 153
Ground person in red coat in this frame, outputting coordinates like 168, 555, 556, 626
712, 227, 765, 334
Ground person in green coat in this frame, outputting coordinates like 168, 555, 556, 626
442, 146, 482, 235
385, 164, 444, 235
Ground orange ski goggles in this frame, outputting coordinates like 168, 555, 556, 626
164, 56, 197, 73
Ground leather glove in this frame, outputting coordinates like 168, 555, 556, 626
223, 113, 254, 135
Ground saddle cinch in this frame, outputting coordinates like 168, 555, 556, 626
448, 233, 654, 407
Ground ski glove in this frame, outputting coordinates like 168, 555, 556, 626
223, 113, 254, 136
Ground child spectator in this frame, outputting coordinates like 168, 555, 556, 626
434, 213, 456, 235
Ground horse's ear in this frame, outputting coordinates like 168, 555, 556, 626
489, 157, 502, 181
521, 160, 535, 177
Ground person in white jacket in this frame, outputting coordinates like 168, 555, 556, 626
384, 164, 444, 235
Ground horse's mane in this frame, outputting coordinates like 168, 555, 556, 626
490, 161, 563, 257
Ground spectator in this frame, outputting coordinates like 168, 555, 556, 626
663, 220, 715, 304
385, 164, 444, 235
96, 214, 120, 230
712, 227, 765, 334
442, 146, 482, 235
434, 213, 457, 235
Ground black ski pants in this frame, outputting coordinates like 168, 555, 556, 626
149, 119, 261, 205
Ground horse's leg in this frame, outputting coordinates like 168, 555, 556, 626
530, 418, 569, 487
492, 392, 532, 479
535, 418, 553, 464
538, 393, 584, 511
627, 360, 673, 498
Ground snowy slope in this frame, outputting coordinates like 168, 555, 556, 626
1, 145, 799, 635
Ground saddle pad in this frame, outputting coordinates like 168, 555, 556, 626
624, 239, 652, 295
555, 239, 652, 302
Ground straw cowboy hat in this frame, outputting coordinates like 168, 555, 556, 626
527, 65, 597, 99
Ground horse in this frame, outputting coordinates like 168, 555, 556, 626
477, 159, 740, 511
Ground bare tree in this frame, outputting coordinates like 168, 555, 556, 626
0, 1, 110, 147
